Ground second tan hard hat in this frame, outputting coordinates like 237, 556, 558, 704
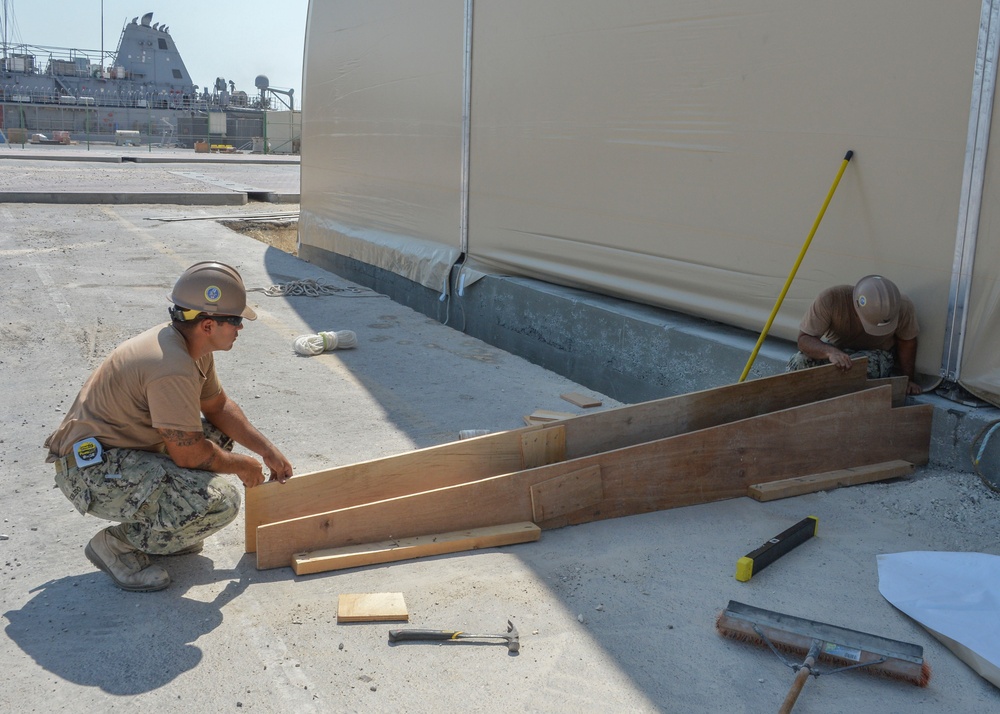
167, 261, 257, 319
853, 275, 900, 336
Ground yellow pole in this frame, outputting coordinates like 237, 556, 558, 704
738, 150, 854, 382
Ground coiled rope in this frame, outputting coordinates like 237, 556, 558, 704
248, 279, 382, 298
293, 330, 358, 356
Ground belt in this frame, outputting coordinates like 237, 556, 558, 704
53, 455, 74, 475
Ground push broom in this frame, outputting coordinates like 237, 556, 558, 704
717, 600, 930, 713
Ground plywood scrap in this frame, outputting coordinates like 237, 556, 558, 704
294, 523, 541, 576
337, 592, 408, 623
748, 460, 915, 502
561, 392, 602, 408
526, 410, 576, 422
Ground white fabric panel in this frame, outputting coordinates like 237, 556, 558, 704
878, 551, 1000, 688
299, 0, 464, 291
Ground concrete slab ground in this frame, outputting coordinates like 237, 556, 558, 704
1, 151, 998, 713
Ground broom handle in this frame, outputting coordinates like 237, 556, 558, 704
778, 640, 821, 714
738, 150, 853, 383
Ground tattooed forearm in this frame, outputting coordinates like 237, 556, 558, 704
159, 429, 205, 447
194, 451, 217, 471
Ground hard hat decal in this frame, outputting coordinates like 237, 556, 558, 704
857, 295, 867, 307
205, 286, 222, 303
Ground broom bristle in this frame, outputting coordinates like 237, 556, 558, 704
716, 611, 931, 688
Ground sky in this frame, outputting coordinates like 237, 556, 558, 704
1, 1, 308, 106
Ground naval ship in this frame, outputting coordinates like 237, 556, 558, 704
0, 11, 295, 149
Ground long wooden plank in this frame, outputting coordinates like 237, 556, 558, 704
257, 386, 931, 569
747, 460, 915, 501
292, 523, 541, 575
246, 363, 871, 551
244, 423, 561, 551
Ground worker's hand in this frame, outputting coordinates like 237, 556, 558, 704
906, 379, 923, 396
262, 446, 293, 484
827, 350, 854, 371
235, 459, 266, 489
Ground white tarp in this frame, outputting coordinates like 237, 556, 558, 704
877, 551, 1000, 688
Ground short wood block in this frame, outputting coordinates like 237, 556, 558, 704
292, 522, 542, 576
561, 392, 602, 408
337, 592, 408, 623
748, 460, 914, 502
527, 410, 576, 422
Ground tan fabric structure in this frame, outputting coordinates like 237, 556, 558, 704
300, 1, 1000, 404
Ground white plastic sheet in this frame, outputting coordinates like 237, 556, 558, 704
877, 551, 1000, 688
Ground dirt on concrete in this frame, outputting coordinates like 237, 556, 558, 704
222, 220, 300, 256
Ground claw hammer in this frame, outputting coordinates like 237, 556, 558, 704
388, 619, 519, 652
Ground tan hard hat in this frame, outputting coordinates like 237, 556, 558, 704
167, 261, 257, 319
853, 275, 900, 336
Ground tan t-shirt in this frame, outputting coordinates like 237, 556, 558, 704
799, 285, 919, 351
45, 323, 222, 458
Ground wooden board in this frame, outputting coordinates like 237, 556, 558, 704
294, 523, 541, 576
866, 376, 909, 407
244, 423, 560, 552
748, 460, 915, 501
246, 363, 872, 552
520, 427, 566, 469
561, 392, 602, 408
337, 592, 408, 623
527, 410, 577, 422
256, 386, 932, 569
530, 465, 603, 522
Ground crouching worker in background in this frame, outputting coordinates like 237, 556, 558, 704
45, 261, 293, 592
786, 274, 923, 396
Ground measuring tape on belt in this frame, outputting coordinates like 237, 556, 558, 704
72, 437, 104, 469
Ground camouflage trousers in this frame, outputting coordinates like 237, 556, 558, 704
52, 422, 241, 555
785, 348, 894, 379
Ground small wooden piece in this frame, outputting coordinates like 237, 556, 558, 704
748, 460, 914, 502
337, 592, 408, 623
561, 392, 603, 408
527, 410, 576, 422
293, 523, 541, 575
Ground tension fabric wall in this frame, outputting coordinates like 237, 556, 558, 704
300, 0, 999, 402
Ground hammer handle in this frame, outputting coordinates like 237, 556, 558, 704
388, 629, 465, 643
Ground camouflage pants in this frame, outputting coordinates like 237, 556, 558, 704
785, 348, 894, 379
53, 422, 241, 555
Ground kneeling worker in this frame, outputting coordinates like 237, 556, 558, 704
786, 274, 923, 396
45, 261, 294, 592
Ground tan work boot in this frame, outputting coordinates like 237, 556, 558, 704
85, 528, 170, 592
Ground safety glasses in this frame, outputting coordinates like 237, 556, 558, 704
211, 315, 244, 327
